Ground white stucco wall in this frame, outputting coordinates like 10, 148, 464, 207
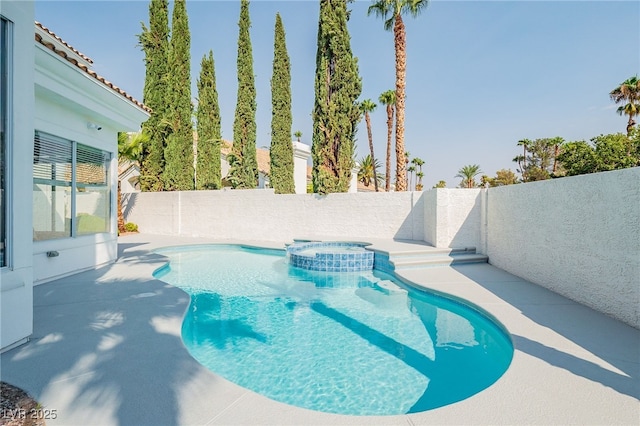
423, 188, 482, 249
423, 189, 437, 246
125, 190, 425, 242
32, 234, 117, 284
486, 168, 640, 328
292, 141, 311, 194
349, 167, 358, 193
0, 1, 35, 352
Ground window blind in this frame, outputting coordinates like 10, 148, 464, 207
33, 131, 72, 185
77, 143, 109, 186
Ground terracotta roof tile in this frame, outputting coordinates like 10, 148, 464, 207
221, 140, 270, 175
35, 22, 151, 114
35, 21, 93, 64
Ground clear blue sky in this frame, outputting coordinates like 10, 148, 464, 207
35, 0, 639, 189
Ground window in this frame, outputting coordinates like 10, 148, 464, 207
33, 132, 112, 240
76, 144, 110, 235
33, 133, 73, 239
0, 17, 9, 266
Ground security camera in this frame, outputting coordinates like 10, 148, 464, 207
96, 126, 102, 131
87, 122, 102, 131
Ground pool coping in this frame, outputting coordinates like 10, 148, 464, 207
1, 234, 638, 425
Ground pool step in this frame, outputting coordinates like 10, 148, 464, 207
374, 279, 408, 295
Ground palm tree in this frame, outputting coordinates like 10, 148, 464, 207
617, 103, 640, 136
358, 154, 383, 188
117, 131, 149, 233
378, 89, 395, 191
456, 164, 482, 188
415, 171, 424, 190
407, 165, 416, 190
293, 130, 302, 142
412, 157, 424, 190
368, 0, 429, 192
550, 136, 564, 175
360, 99, 379, 191
515, 138, 531, 181
610, 76, 640, 135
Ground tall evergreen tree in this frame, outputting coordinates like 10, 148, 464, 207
163, 0, 194, 191
230, 0, 258, 189
312, 0, 362, 194
196, 51, 222, 190
270, 13, 295, 194
138, 0, 169, 191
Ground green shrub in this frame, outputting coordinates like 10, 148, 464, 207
124, 222, 139, 233
77, 213, 107, 234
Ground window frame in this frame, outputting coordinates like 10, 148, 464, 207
0, 16, 13, 268
33, 131, 112, 241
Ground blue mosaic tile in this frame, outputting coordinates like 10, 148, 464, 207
286, 242, 375, 272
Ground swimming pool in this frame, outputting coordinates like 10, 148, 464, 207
154, 245, 513, 416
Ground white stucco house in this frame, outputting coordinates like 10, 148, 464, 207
219, 140, 272, 189
1, 1, 149, 351
118, 160, 141, 193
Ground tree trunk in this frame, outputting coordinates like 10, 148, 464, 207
522, 144, 528, 182
627, 116, 636, 136
117, 181, 125, 234
385, 105, 394, 191
365, 111, 378, 192
394, 15, 407, 191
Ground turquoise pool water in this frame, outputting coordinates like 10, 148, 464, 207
154, 245, 513, 415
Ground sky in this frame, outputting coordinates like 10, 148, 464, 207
34, 0, 639, 189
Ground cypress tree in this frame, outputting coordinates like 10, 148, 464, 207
196, 51, 222, 190
138, 0, 169, 191
270, 13, 295, 194
312, 0, 362, 194
230, 0, 258, 189
163, 0, 194, 191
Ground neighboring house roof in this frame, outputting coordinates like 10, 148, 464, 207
118, 160, 139, 178
35, 21, 150, 114
220, 140, 271, 176
357, 181, 380, 192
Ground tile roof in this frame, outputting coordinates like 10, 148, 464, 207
221, 140, 271, 176
35, 21, 151, 114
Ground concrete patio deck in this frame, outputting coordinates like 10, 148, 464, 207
1, 234, 638, 425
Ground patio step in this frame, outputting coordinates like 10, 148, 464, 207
391, 253, 488, 270
387, 247, 488, 270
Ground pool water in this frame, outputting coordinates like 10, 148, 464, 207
154, 245, 513, 416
